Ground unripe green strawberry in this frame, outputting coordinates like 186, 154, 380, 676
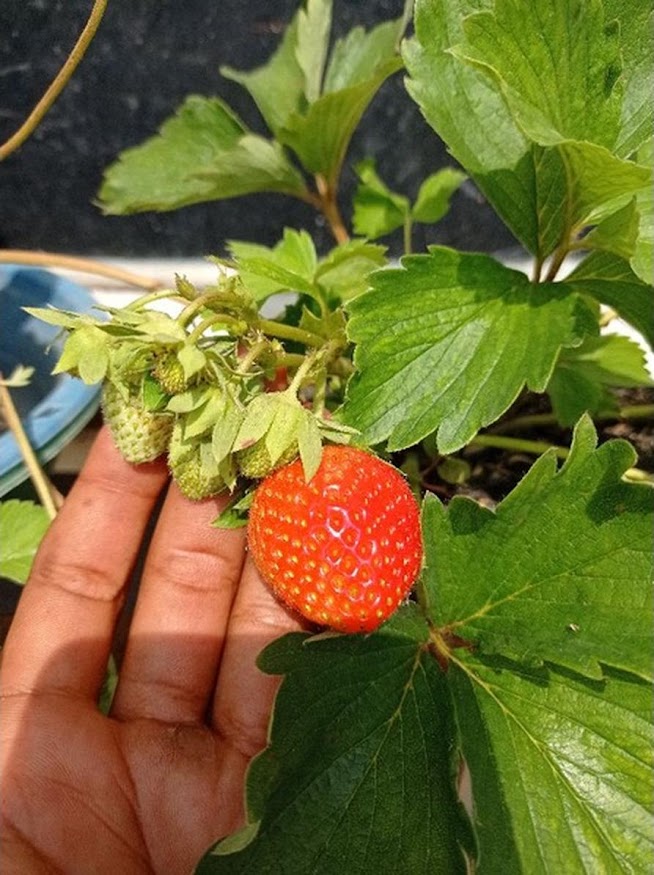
152, 351, 186, 395
168, 424, 227, 500
237, 440, 299, 479
171, 452, 226, 500
248, 445, 423, 633
102, 382, 173, 463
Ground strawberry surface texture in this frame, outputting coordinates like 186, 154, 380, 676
248, 445, 423, 633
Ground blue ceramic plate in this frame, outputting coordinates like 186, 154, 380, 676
0, 265, 102, 496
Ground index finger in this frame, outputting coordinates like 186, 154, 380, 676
0, 427, 169, 701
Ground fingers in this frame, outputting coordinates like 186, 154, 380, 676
0, 428, 168, 701
110, 484, 248, 725
210, 556, 306, 776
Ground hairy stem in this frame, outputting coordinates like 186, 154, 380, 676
543, 244, 570, 282
470, 432, 651, 482
186, 313, 245, 344
0, 0, 108, 160
315, 175, 349, 245
493, 404, 654, 434
0, 251, 162, 291
0, 378, 63, 518
470, 433, 569, 460
403, 212, 413, 256
257, 318, 325, 348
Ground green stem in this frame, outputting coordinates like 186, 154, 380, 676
470, 432, 652, 482
124, 288, 187, 311
288, 353, 318, 395
494, 404, 654, 434
470, 433, 569, 460
275, 352, 308, 369
403, 212, 413, 256
187, 313, 244, 344
257, 318, 325, 348
543, 245, 569, 282
313, 367, 327, 415
532, 253, 544, 283
315, 175, 350, 245
177, 291, 227, 327
236, 340, 269, 375
0, 0, 108, 161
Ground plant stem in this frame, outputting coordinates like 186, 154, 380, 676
124, 289, 187, 311
470, 433, 569, 460
236, 340, 269, 375
186, 313, 244, 344
493, 404, 654, 434
403, 213, 413, 256
257, 318, 325, 348
0, 250, 162, 291
0, 0, 108, 160
0, 377, 62, 519
470, 432, 652, 482
543, 243, 570, 282
531, 253, 544, 283
315, 175, 349, 245
288, 353, 318, 395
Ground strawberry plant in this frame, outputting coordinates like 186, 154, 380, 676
13, 0, 654, 871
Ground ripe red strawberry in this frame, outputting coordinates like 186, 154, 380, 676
248, 445, 423, 633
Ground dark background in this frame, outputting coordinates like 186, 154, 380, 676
0, 0, 515, 258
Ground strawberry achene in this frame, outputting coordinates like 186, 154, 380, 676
248, 445, 423, 633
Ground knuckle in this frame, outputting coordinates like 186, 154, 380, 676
28, 554, 125, 603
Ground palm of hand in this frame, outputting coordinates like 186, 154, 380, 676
0, 430, 303, 875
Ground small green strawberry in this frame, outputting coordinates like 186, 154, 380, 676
102, 381, 173, 463
152, 350, 187, 395
237, 440, 299, 479
248, 445, 423, 633
168, 423, 227, 500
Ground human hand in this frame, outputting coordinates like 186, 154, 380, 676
0, 427, 304, 874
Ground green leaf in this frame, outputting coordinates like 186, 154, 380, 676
98, 97, 306, 214
183, 388, 224, 439
220, 16, 305, 135
211, 490, 254, 530
141, 373, 169, 412
178, 344, 207, 381
53, 325, 109, 384
211, 394, 244, 466
315, 239, 387, 303
412, 167, 467, 224
404, 1, 651, 259
423, 416, 654, 682
23, 306, 92, 330
631, 138, 654, 284
323, 17, 403, 93
404, 1, 544, 255
279, 57, 403, 186
567, 252, 654, 348
352, 158, 409, 239
604, 0, 654, 157
228, 229, 318, 301
548, 140, 650, 228
451, 658, 653, 873
455, 0, 623, 149
343, 247, 588, 453
581, 199, 640, 261
295, 0, 332, 104
0, 500, 50, 584
548, 334, 653, 426
197, 621, 473, 874
297, 413, 322, 481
